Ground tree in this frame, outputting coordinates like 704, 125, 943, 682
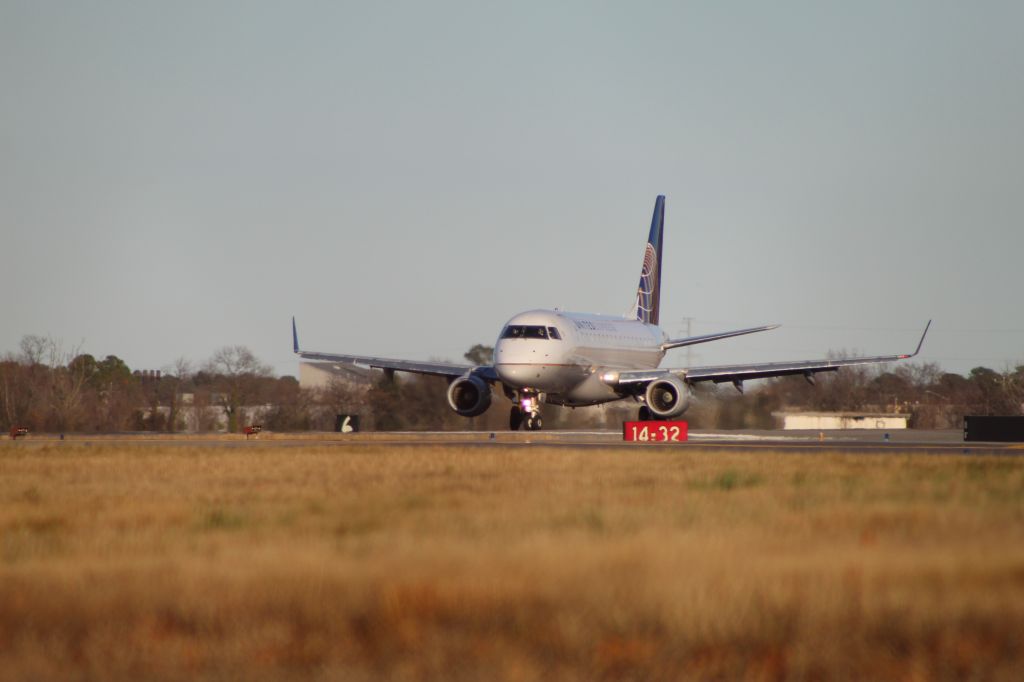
0, 337, 53, 429
868, 371, 912, 412
95, 355, 132, 387
968, 367, 1005, 415
259, 377, 309, 431
315, 375, 370, 430
46, 341, 90, 431
19, 335, 48, 367
464, 344, 494, 366
83, 354, 139, 432
68, 354, 99, 382
158, 357, 193, 433
0, 356, 35, 430
1004, 365, 1024, 416
205, 346, 273, 432
367, 373, 403, 430
809, 363, 873, 412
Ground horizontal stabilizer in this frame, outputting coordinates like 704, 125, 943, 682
661, 324, 779, 351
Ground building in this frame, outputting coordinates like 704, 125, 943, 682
773, 412, 910, 430
298, 361, 375, 391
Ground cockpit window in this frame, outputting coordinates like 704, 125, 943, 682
501, 325, 556, 340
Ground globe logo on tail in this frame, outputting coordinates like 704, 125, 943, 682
636, 242, 658, 324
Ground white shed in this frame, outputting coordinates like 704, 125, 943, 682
773, 412, 910, 430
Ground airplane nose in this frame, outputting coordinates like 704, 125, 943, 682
496, 363, 537, 385
494, 340, 563, 390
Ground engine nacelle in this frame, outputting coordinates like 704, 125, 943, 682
644, 375, 691, 419
447, 373, 492, 417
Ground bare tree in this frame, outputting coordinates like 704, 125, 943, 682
19, 335, 48, 367
158, 357, 194, 432
44, 338, 91, 432
0, 336, 51, 429
0, 354, 31, 429
205, 346, 273, 432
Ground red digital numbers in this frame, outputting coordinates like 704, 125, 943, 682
623, 421, 688, 442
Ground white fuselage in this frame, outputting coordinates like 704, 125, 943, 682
493, 309, 667, 406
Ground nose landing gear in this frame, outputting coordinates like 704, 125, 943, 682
510, 392, 543, 431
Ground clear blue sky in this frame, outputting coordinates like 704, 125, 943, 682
2, 1, 1022, 377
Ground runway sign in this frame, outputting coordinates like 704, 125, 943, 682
623, 421, 688, 442
335, 415, 360, 433
964, 416, 1024, 442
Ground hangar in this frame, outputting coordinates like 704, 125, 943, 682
298, 361, 374, 391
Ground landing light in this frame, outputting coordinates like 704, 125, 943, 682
601, 371, 620, 386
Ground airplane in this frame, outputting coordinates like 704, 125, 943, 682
293, 196, 930, 431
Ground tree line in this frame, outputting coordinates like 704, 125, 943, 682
1, 335, 1021, 433
695, 361, 1024, 430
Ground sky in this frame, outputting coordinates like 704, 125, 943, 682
1, 1, 1022, 378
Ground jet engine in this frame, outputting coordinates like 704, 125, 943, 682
447, 373, 492, 417
644, 375, 691, 419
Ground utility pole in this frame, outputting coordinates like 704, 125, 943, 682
681, 316, 694, 367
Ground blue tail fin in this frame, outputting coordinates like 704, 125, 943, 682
635, 195, 665, 325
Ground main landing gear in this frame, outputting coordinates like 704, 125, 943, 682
510, 392, 543, 431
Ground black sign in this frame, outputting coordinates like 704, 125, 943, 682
335, 414, 360, 433
964, 416, 1024, 442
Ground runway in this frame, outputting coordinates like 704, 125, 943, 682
5, 429, 1022, 456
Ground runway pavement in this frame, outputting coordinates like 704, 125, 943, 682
4, 428, 1022, 456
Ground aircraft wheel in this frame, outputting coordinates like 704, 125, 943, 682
509, 406, 524, 431
638, 406, 651, 421
526, 414, 543, 431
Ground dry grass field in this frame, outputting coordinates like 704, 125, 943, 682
1, 442, 1023, 681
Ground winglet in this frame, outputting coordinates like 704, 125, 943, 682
292, 317, 300, 354
900, 320, 931, 359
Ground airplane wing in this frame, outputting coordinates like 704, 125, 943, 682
606, 321, 931, 392
292, 318, 498, 381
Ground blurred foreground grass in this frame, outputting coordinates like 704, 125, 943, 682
1, 443, 1023, 680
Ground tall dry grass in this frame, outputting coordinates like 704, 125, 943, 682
1, 442, 1023, 680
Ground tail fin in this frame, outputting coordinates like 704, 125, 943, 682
635, 195, 665, 325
